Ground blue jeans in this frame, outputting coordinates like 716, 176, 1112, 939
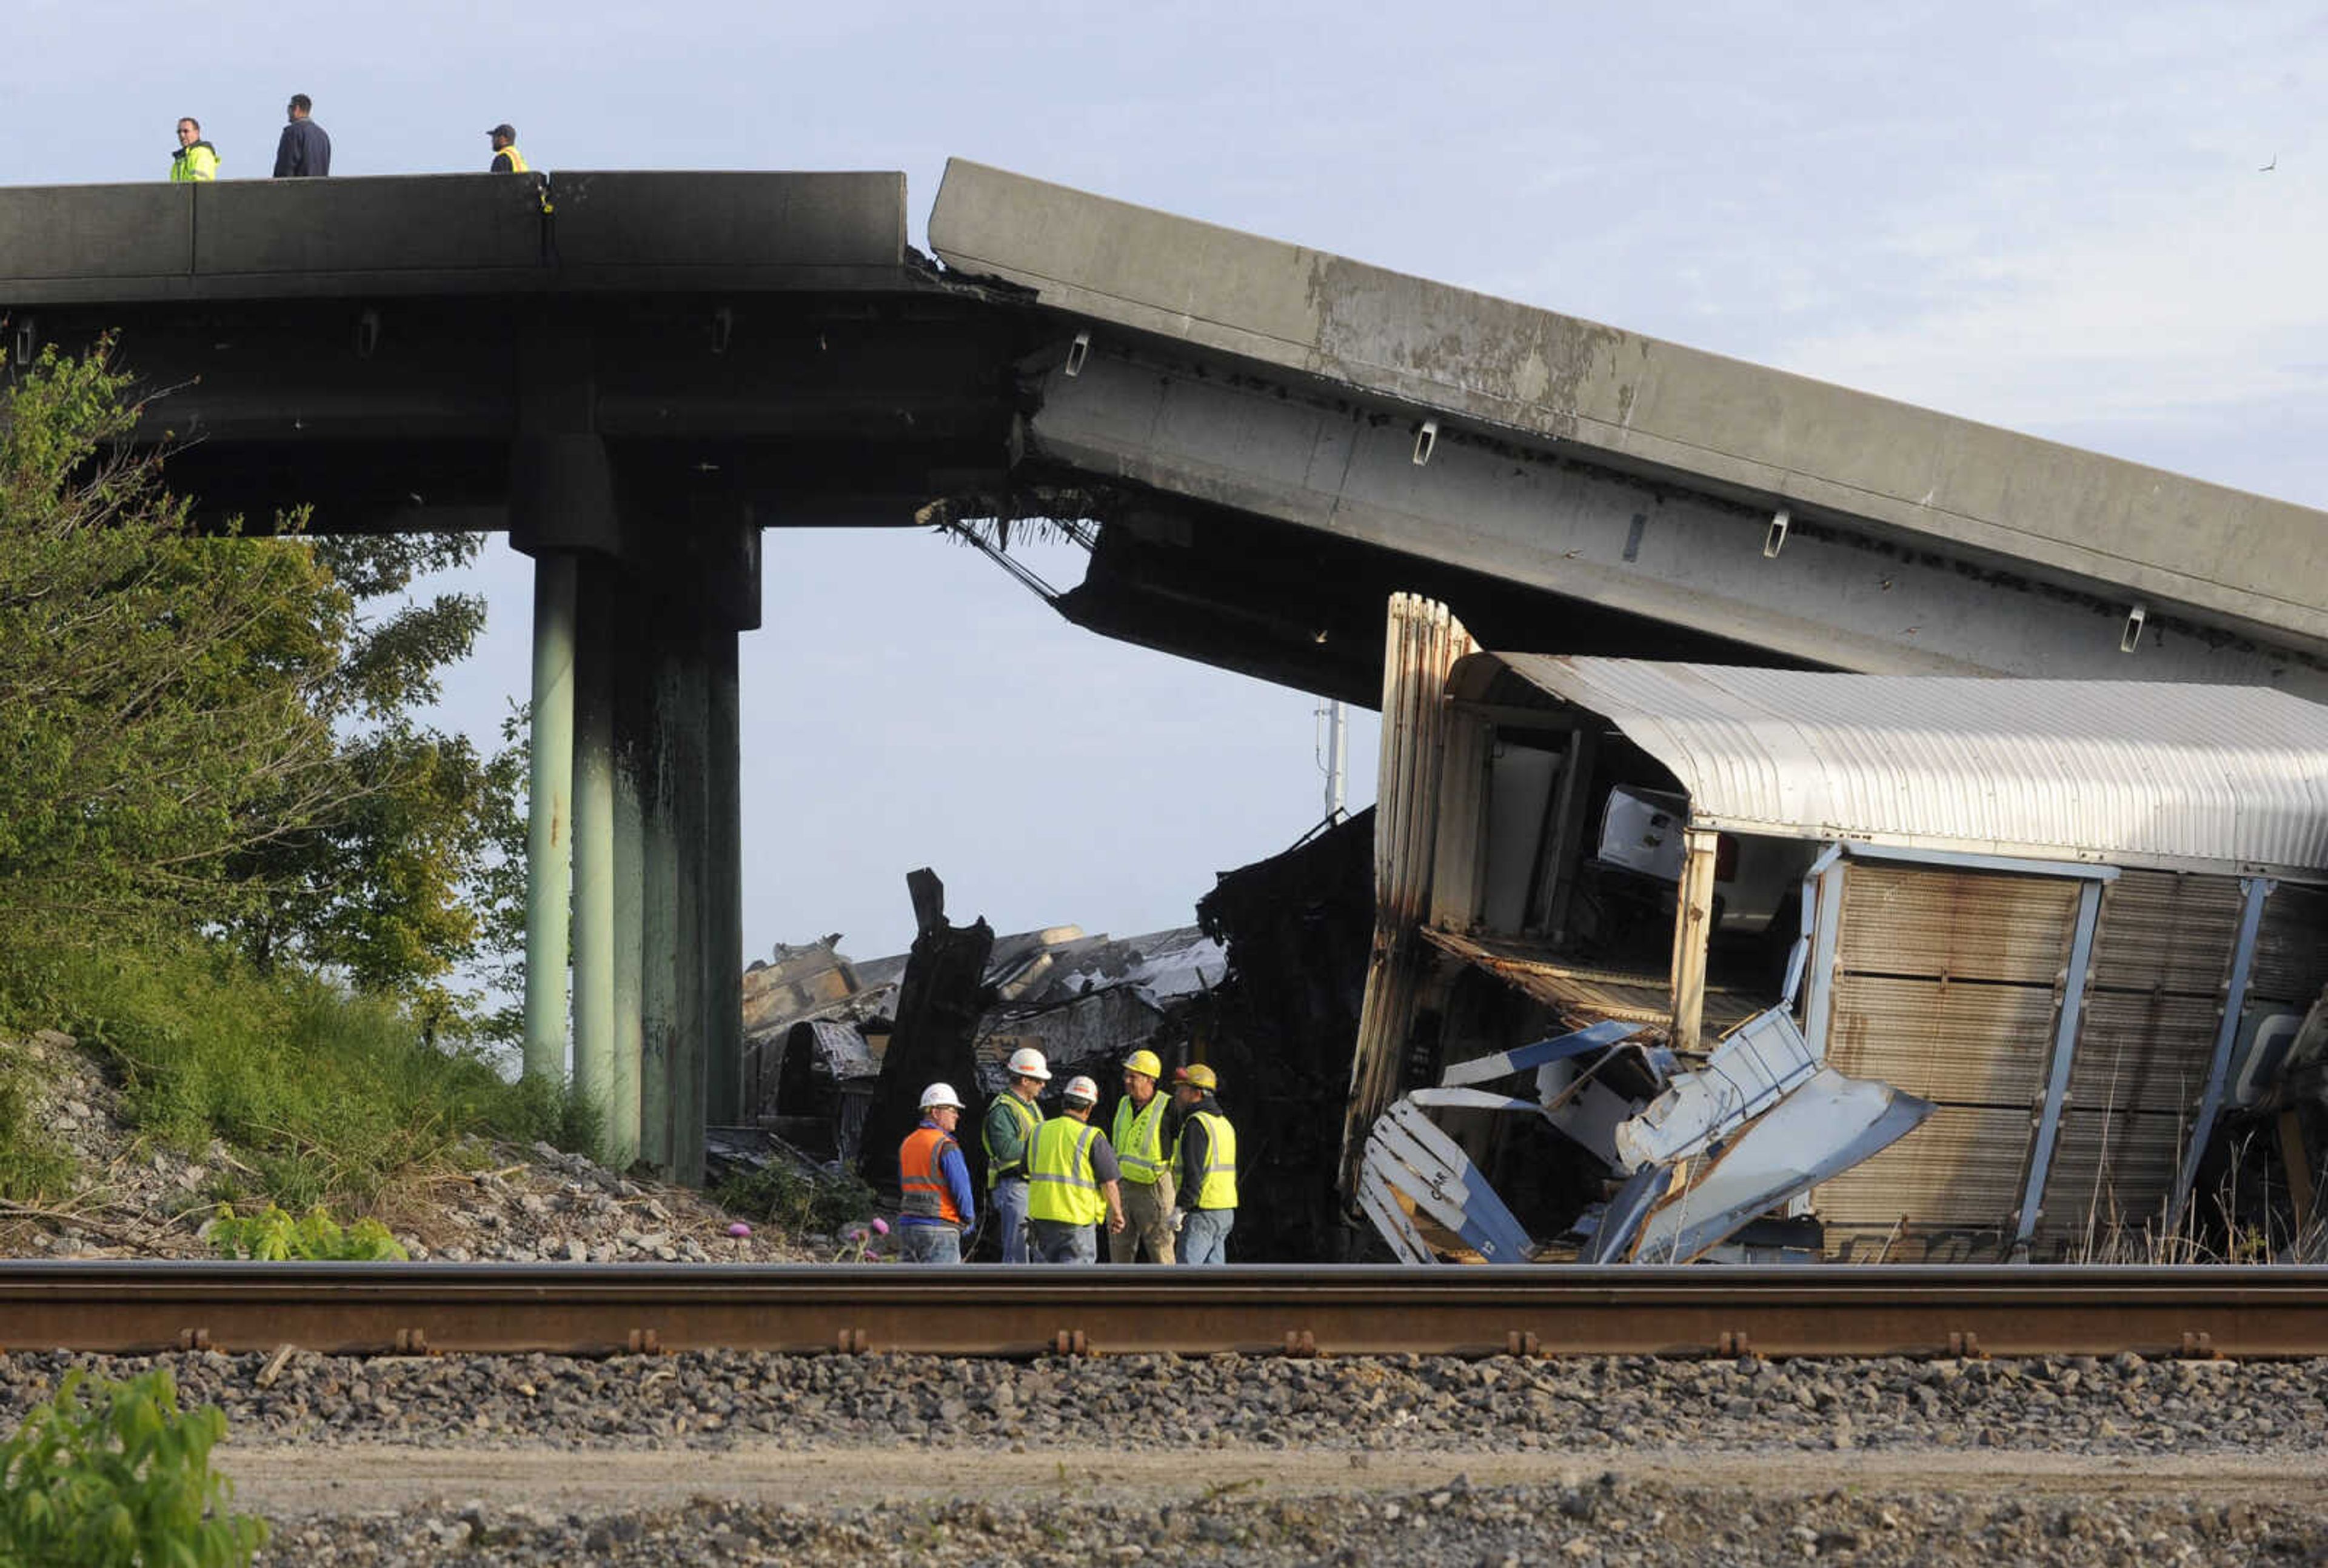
992, 1177, 1031, 1264
1180, 1207, 1234, 1265
899, 1224, 962, 1264
1029, 1218, 1099, 1264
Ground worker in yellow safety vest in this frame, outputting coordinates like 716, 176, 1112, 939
488, 124, 529, 173
1024, 1075, 1125, 1264
1108, 1047, 1176, 1263
170, 118, 218, 181
1170, 1062, 1237, 1265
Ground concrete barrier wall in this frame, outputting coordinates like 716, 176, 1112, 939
551, 172, 905, 267
194, 174, 544, 275
0, 170, 908, 300
0, 182, 195, 281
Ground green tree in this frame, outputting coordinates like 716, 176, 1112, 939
0, 341, 525, 1032
222, 532, 528, 1038
0, 343, 344, 938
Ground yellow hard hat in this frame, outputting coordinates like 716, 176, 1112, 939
1123, 1049, 1163, 1079
1174, 1061, 1218, 1092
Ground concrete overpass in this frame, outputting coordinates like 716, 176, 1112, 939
5, 162, 2323, 1180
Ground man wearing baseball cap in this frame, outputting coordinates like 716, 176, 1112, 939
981, 1047, 1048, 1263
1025, 1075, 1126, 1264
487, 124, 529, 173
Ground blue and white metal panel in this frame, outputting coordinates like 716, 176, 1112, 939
2166, 876, 2273, 1230
2013, 878, 2106, 1253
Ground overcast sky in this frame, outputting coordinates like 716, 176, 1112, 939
11, 2, 2325, 966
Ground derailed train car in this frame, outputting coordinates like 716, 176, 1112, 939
1350, 596, 2328, 1264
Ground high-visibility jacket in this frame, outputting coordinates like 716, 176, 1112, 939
983, 1093, 1040, 1188
1110, 1093, 1169, 1186
490, 145, 530, 173
1025, 1118, 1106, 1226
1176, 1109, 1238, 1210
170, 142, 218, 182
898, 1126, 964, 1226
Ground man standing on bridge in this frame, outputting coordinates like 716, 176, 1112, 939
487, 124, 529, 173
169, 119, 218, 181
273, 95, 331, 179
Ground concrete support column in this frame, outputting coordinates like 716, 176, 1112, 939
637, 626, 683, 1173
608, 622, 647, 1169
703, 626, 744, 1129
520, 552, 578, 1082
666, 627, 711, 1187
570, 558, 618, 1141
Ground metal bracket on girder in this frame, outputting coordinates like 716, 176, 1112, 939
1065, 330, 1090, 377
1764, 508, 1790, 558
1412, 419, 1437, 466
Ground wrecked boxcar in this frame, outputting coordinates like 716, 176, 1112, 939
1351, 595, 2328, 1265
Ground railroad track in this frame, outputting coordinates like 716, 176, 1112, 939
5, 1263, 2327, 1359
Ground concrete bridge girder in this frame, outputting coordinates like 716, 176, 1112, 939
1018, 341, 2322, 698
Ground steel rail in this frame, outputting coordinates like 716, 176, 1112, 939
4, 1264, 2327, 1359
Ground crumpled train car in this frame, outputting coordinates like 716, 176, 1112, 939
1350, 595, 2328, 1264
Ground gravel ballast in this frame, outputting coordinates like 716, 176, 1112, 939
1, 1347, 2316, 1455
0, 1348, 2315, 1563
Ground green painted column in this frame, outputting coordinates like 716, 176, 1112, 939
703, 626, 744, 1128
520, 552, 578, 1083
570, 559, 617, 1142
667, 632, 711, 1188
609, 624, 646, 1169
636, 627, 682, 1173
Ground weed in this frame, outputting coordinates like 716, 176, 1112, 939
0, 1366, 267, 1566
207, 1203, 409, 1261
0, 1059, 73, 1204
0, 938, 600, 1212
714, 1159, 877, 1239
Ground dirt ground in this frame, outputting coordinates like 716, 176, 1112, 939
217, 1443, 2327, 1519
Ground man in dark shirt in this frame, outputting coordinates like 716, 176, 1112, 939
273, 95, 332, 178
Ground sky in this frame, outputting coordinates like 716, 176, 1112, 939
10, 2, 2327, 966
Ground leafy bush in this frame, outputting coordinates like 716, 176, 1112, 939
207, 1203, 409, 1261
715, 1159, 877, 1238
0, 1366, 267, 1566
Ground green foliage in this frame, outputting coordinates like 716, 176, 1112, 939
0, 342, 526, 1034
0, 1059, 73, 1204
715, 1159, 878, 1238
0, 937, 594, 1212
207, 1203, 408, 1261
0, 343, 343, 942
0, 1366, 267, 1567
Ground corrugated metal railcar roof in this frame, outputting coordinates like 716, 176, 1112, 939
1468, 656, 2328, 878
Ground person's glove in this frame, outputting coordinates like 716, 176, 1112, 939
1172, 1210, 1187, 1233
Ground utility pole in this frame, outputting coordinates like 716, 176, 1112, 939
1318, 698, 1348, 822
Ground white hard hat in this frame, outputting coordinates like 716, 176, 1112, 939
1062, 1075, 1100, 1104
1006, 1047, 1051, 1081
918, 1082, 964, 1112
